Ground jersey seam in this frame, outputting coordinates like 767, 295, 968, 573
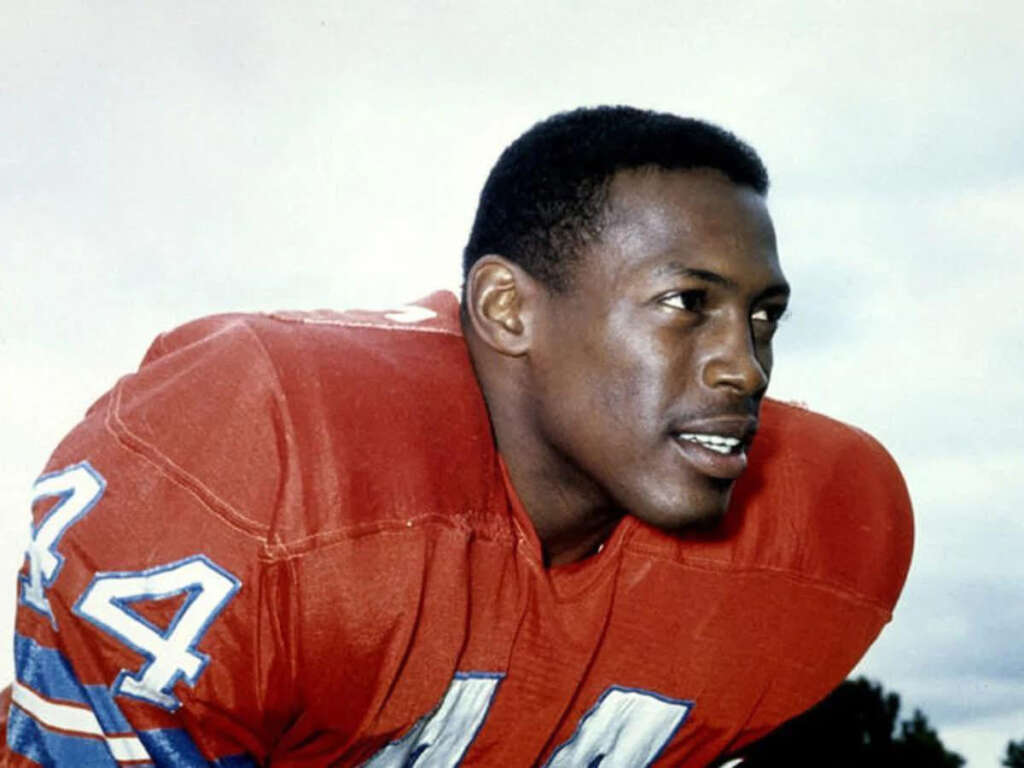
233, 319, 305, 723
623, 542, 895, 615
103, 380, 270, 536
265, 312, 462, 337
103, 379, 271, 541
225, 324, 477, 558
257, 513, 513, 562
234, 318, 302, 555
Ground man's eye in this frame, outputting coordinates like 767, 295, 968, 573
751, 306, 787, 324
661, 290, 706, 312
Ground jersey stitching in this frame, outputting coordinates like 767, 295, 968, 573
266, 313, 462, 337
235, 319, 305, 720
623, 542, 896, 614
235, 319, 303, 556
258, 513, 513, 561
224, 324, 489, 562
103, 375, 270, 542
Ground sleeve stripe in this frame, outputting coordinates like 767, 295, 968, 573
15, 634, 89, 706
10, 636, 256, 766
12, 681, 103, 736
15, 633, 135, 735
11, 681, 152, 763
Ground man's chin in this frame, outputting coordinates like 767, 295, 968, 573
635, 485, 734, 534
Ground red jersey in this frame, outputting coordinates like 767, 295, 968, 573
3, 292, 912, 767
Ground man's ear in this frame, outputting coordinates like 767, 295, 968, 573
464, 255, 539, 357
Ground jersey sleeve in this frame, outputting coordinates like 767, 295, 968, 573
3, 316, 297, 767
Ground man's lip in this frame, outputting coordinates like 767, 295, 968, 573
670, 433, 749, 480
670, 415, 759, 445
668, 415, 758, 480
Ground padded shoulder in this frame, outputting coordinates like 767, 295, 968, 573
115, 293, 501, 553
651, 398, 914, 613
78, 313, 290, 540
742, 399, 913, 608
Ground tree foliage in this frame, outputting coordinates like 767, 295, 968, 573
1004, 738, 1024, 767
730, 677, 965, 767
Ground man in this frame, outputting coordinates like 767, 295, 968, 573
3, 106, 912, 766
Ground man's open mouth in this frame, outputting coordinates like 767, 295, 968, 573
670, 427, 753, 480
674, 433, 743, 455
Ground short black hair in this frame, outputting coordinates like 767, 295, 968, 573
463, 105, 769, 292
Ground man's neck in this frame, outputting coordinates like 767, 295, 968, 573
484, 381, 623, 566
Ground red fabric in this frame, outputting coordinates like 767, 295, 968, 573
0, 685, 9, 753
6, 292, 913, 765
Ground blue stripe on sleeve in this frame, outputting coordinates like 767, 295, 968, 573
14, 633, 134, 736
82, 684, 134, 735
135, 729, 258, 767
135, 727, 258, 767
14, 634, 89, 706
136, 727, 256, 766
136, 728, 218, 766
7, 704, 117, 767
12, 635, 258, 767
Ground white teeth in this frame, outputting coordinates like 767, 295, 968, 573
676, 433, 742, 455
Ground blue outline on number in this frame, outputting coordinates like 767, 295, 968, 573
109, 582, 204, 639
443, 671, 505, 768
541, 685, 694, 768
363, 670, 505, 768
19, 461, 107, 621
72, 553, 241, 711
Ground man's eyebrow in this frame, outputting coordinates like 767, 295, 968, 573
654, 263, 791, 299
654, 263, 736, 288
758, 283, 791, 301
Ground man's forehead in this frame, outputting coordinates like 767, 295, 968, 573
602, 166, 769, 228
592, 168, 778, 272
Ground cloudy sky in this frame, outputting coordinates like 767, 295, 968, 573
3, 1, 1022, 764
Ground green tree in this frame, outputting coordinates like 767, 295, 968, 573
730, 677, 964, 767
1004, 738, 1024, 767
892, 709, 966, 768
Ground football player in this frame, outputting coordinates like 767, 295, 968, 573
2, 106, 912, 766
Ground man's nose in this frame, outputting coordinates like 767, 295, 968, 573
700, 318, 769, 397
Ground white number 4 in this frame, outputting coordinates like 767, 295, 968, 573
363, 677, 692, 768
544, 686, 692, 767
74, 554, 240, 710
21, 462, 106, 620
21, 462, 241, 711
